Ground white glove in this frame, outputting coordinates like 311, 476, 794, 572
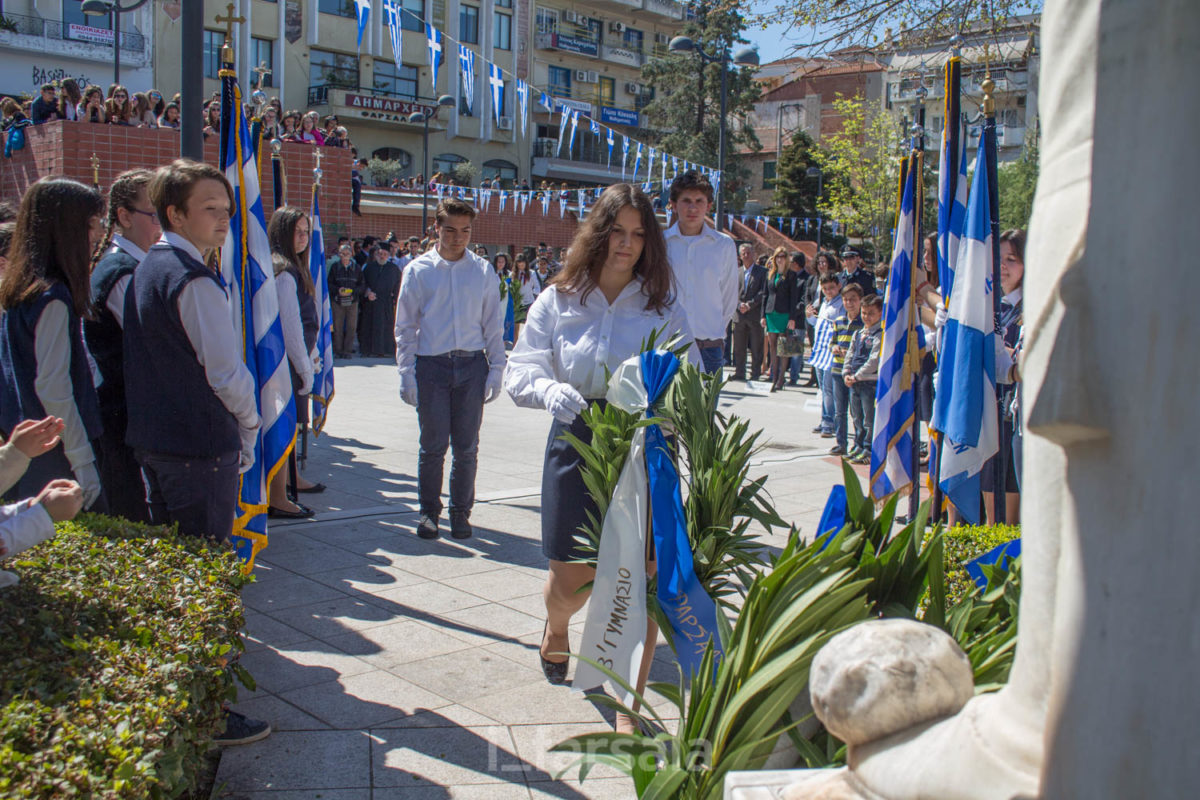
310, 348, 322, 375
299, 370, 314, 396
399, 374, 418, 407
935, 305, 948, 329
484, 371, 503, 404
72, 462, 101, 509
238, 424, 259, 474
544, 382, 587, 424
995, 339, 1016, 384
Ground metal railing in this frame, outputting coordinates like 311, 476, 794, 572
0, 12, 145, 52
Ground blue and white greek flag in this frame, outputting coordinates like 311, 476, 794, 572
515, 79, 529, 137
309, 185, 335, 435
589, 118, 600, 140
937, 57, 968, 302
220, 74, 297, 568
425, 24, 443, 89
382, 0, 402, 70
934, 150, 998, 523
870, 165, 919, 500
606, 127, 614, 167
634, 142, 643, 179
487, 61, 504, 125
809, 312, 837, 370
556, 105, 569, 155
622, 136, 630, 179
568, 110, 579, 152
354, 0, 370, 50
458, 44, 475, 113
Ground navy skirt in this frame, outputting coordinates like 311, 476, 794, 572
540, 404, 603, 563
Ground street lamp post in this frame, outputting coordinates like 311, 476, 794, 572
408, 94, 457, 236
81, 0, 149, 87
806, 166, 823, 250
667, 36, 759, 232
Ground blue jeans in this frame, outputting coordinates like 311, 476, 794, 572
698, 345, 724, 376
136, 449, 239, 542
849, 382, 877, 452
415, 352, 489, 518
788, 356, 802, 383
832, 374, 850, 449
819, 367, 836, 431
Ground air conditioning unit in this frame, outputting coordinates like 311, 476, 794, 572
497, 116, 513, 130
609, 21, 626, 33
563, 10, 579, 23
624, 81, 640, 94
574, 69, 595, 83
654, 33, 668, 44
586, 70, 600, 83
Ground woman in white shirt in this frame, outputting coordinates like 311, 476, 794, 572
505, 183, 694, 728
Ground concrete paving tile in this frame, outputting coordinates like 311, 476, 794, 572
498, 592, 549, 620
241, 570, 350, 614
441, 568, 548, 603
437, 601, 545, 647
325, 619, 473, 668
256, 539, 374, 575
527, 777, 636, 799
372, 782, 533, 799
213, 730, 371, 791
241, 611, 311, 653
306, 562, 429, 597
372, 703, 501, 729
387, 648, 545, 706
230, 692, 332, 731
371, 548, 511, 580
509, 722, 628, 782
370, 726, 526, 788
460, 679, 609, 727
214, 790, 369, 800
238, 638, 377, 694
279, 669, 453, 729
368, 580, 493, 617
268, 595, 412, 640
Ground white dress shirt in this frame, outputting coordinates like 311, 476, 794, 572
102, 233, 147, 328
394, 247, 506, 379
33, 300, 95, 471
505, 279, 698, 405
160, 232, 259, 434
274, 270, 314, 385
663, 222, 739, 340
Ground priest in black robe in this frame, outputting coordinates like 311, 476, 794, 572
359, 244, 401, 357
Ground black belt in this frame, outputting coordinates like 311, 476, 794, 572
443, 349, 484, 358
695, 338, 724, 348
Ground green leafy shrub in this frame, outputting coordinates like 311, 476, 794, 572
941, 524, 1021, 606
0, 514, 251, 799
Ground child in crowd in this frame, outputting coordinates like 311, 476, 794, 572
830, 283, 864, 457
0, 178, 106, 508
844, 295, 884, 465
0, 416, 83, 588
807, 273, 844, 436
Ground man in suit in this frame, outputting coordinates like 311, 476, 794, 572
731, 244, 767, 381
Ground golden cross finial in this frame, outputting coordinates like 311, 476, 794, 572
252, 61, 272, 88
90, 153, 100, 186
215, 3, 245, 68
313, 148, 323, 186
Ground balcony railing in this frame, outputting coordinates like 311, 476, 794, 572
533, 138, 611, 166
641, 0, 685, 20
600, 43, 645, 68
0, 12, 145, 52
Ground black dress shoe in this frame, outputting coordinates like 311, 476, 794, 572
417, 514, 439, 539
297, 483, 326, 494
449, 511, 472, 540
539, 622, 569, 685
268, 505, 314, 519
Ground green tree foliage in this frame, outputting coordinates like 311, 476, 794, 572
639, 0, 761, 207
997, 125, 1038, 231
814, 94, 901, 258
766, 129, 821, 219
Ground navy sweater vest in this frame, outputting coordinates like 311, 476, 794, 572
0, 282, 103, 439
84, 249, 137, 416
123, 244, 241, 457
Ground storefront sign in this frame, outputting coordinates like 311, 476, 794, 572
551, 33, 599, 57
67, 24, 115, 45
548, 96, 593, 116
600, 106, 639, 127
343, 93, 433, 117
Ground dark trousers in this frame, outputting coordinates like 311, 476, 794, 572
730, 313, 764, 380
415, 352, 488, 518
332, 302, 358, 356
849, 382, 877, 453
96, 410, 150, 523
136, 450, 239, 542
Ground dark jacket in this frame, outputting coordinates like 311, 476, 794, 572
85, 248, 139, 417
329, 258, 364, 306
763, 270, 805, 321
737, 263, 768, 319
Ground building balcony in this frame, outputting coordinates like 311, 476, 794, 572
0, 12, 146, 55
531, 137, 625, 183
534, 31, 600, 58
600, 43, 645, 68
585, 0, 643, 15
640, 0, 685, 20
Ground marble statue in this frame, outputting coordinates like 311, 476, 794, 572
727, 0, 1200, 797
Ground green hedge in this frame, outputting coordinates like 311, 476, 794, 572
942, 523, 1021, 606
0, 514, 251, 799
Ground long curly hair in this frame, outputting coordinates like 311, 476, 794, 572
552, 183, 672, 312
0, 178, 103, 317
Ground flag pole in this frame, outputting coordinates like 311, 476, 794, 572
907, 129, 925, 523
982, 76, 1006, 524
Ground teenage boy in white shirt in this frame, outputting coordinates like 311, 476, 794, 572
663, 171, 739, 375
394, 199, 506, 541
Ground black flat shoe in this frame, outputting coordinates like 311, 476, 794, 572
539, 621, 569, 685
297, 483, 326, 494
268, 505, 314, 520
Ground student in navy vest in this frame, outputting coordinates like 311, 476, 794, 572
0, 178, 106, 509
395, 198, 506, 541
267, 206, 324, 518
84, 169, 159, 523
124, 160, 261, 544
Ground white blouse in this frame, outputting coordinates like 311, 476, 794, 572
505, 277, 698, 406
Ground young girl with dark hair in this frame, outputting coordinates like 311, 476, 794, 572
504, 182, 696, 731
59, 79, 83, 121
266, 206, 321, 517
78, 85, 106, 123
105, 84, 132, 126
84, 169, 160, 522
0, 178, 106, 508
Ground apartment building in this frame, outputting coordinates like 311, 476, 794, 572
528, 0, 689, 184
0, 0, 154, 99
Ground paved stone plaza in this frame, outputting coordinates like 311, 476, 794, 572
214, 358, 855, 799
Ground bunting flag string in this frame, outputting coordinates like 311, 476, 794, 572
487, 61, 505, 126
516, 79, 530, 138
622, 137, 630, 179
382, 0, 402, 71
353, 0, 370, 50
607, 128, 615, 168
458, 44, 475, 114
425, 24, 442, 90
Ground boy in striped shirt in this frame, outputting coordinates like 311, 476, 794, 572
829, 283, 864, 457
